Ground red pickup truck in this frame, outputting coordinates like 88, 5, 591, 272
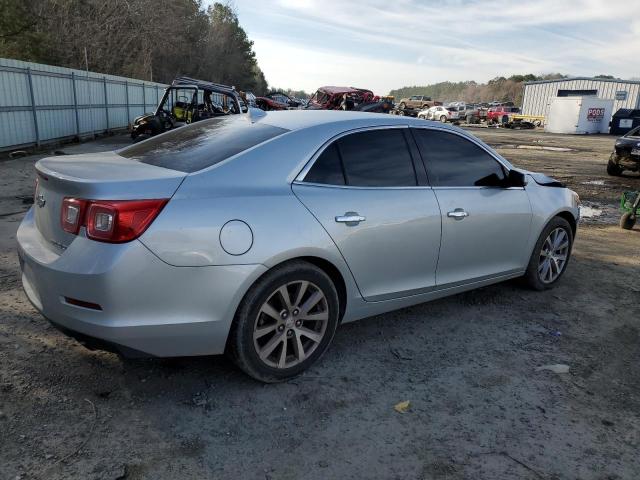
487, 106, 520, 124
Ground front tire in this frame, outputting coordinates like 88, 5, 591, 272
620, 212, 636, 230
607, 154, 623, 176
524, 217, 574, 290
227, 261, 340, 382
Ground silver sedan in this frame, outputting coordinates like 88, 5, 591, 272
17, 110, 580, 382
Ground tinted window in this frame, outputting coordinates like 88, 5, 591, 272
338, 129, 416, 187
119, 117, 288, 173
304, 143, 345, 185
413, 129, 506, 187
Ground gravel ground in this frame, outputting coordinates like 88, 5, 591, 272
1, 129, 639, 480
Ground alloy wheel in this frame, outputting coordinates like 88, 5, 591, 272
253, 281, 329, 368
538, 227, 570, 283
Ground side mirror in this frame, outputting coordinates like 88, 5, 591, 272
507, 170, 527, 187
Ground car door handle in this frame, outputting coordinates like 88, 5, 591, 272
335, 213, 366, 225
447, 209, 469, 220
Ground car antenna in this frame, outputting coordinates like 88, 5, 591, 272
246, 107, 267, 123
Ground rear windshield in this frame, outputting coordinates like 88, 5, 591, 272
119, 116, 289, 173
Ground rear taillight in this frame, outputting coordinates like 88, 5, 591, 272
61, 198, 88, 234
61, 198, 167, 243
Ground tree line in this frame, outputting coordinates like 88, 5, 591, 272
389, 74, 572, 106
0, 0, 269, 94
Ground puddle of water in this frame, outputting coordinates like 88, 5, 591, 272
582, 180, 605, 185
580, 206, 602, 218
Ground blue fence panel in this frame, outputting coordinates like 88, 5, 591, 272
0, 58, 167, 150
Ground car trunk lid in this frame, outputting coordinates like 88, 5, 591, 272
34, 152, 185, 250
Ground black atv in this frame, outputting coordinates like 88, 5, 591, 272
131, 77, 243, 142
607, 125, 640, 176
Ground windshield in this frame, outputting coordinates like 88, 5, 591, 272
120, 116, 289, 173
625, 126, 640, 137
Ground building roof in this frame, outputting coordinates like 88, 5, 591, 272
524, 77, 640, 86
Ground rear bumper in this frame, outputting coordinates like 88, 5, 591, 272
17, 208, 267, 357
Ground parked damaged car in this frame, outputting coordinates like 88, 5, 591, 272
418, 105, 452, 122
398, 95, 439, 111
131, 77, 242, 141
255, 92, 303, 111
306, 86, 376, 110
608, 125, 640, 176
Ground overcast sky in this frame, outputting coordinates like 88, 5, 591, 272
220, 0, 640, 94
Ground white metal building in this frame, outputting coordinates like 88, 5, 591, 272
521, 77, 640, 122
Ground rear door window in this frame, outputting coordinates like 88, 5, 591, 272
119, 117, 289, 173
304, 129, 417, 187
413, 129, 506, 187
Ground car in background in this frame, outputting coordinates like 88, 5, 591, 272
398, 95, 438, 111
306, 86, 375, 110
130, 77, 242, 141
240, 91, 258, 108
18, 110, 579, 382
417, 105, 452, 122
607, 125, 640, 176
487, 106, 520, 124
256, 92, 303, 110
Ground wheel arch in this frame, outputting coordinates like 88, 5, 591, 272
297, 256, 347, 322
237, 255, 349, 324
555, 210, 577, 237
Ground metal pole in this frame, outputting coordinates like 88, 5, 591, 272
103, 76, 109, 132
71, 72, 80, 139
125, 81, 130, 124
26, 68, 40, 147
85, 47, 95, 139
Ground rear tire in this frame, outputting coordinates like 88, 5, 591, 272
227, 261, 340, 383
440, 115, 447, 123
620, 212, 636, 230
524, 217, 574, 291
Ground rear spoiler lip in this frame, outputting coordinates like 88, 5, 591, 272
34, 154, 187, 200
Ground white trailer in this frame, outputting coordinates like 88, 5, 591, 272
545, 96, 614, 134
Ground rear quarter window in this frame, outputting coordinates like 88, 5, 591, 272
119, 117, 289, 173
